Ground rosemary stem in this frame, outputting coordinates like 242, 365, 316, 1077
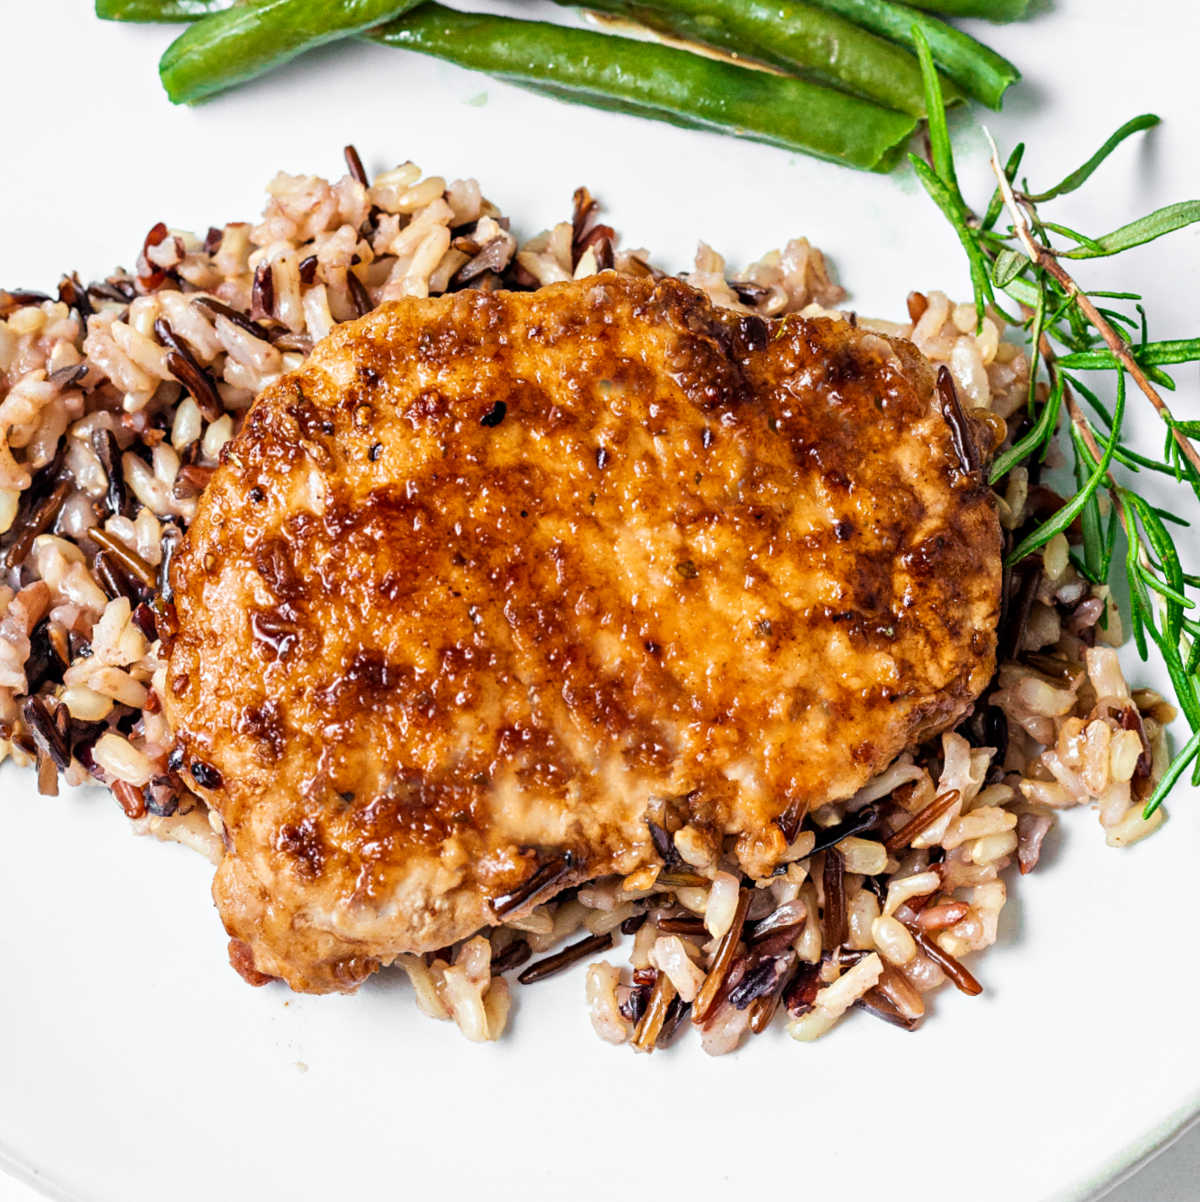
1035, 254, 1200, 479
987, 134, 1200, 480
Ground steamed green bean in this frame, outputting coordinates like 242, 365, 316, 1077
904, 0, 1031, 19
96, 0, 233, 19
370, 3, 918, 172
806, 0, 1020, 107
559, 0, 957, 117
159, 0, 420, 104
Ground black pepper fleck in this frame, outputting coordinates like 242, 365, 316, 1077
190, 760, 224, 790
480, 401, 507, 427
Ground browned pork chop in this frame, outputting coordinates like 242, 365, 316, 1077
163, 273, 1001, 993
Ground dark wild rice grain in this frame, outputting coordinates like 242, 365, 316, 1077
491, 849, 576, 918
806, 803, 881, 859
47, 363, 88, 390
618, 983, 650, 1025
658, 994, 692, 1046
4, 478, 70, 571
454, 235, 517, 285
191, 296, 272, 344
347, 271, 372, 318
731, 281, 770, 306
692, 886, 750, 1023
90, 428, 132, 519
910, 928, 983, 996
343, 144, 369, 189
656, 868, 710, 889
997, 560, 1041, 663
822, 848, 847, 949
936, 365, 982, 475
24, 620, 68, 695
251, 261, 275, 322
728, 950, 795, 1011
56, 273, 93, 325
143, 776, 182, 817
155, 318, 225, 422
656, 915, 707, 937
93, 550, 143, 604
23, 695, 70, 771
855, 989, 920, 1031
632, 971, 676, 1053
883, 789, 961, 855
620, 911, 648, 935
88, 527, 157, 590
517, 932, 613, 985
646, 819, 681, 867
490, 938, 532, 974
783, 959, 822, 1018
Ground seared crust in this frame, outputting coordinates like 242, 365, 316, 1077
164, 274, 1001, 993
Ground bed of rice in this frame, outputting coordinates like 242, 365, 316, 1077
0, 149, 1172, 1052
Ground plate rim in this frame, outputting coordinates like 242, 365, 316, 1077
3, 1082, 1198, 1201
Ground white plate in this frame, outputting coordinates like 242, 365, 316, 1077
2, 3, 1198, 1200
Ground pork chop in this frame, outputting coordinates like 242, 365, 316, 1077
163, 273, 1001, 993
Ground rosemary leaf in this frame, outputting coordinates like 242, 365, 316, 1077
982, 141, 1024, 231
1006, 371, 1124, 566
1143, 727, 1200, 818
1061, 200, 1200, 260
1026, 113, 1161, 202
910, 155, 994, 321
989, 370, 1062, 483
912, 29, 957, 195
1124, 502, 1192, 655
1058, 337, 1200, 371
1187, 635, 1200, 678
1134, 564, 1193, 611
1040, 219, 1106, 255
1075, 432, 1105, 583
992, 247, 1025, 288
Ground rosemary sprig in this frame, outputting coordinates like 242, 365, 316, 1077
911, 31, 1200, 816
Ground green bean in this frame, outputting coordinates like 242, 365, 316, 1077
557, 0, 956, 117
904, 0, 1030, 18
96, 0, 233, 18
369, 4, 916, 172
805, 0, 1019, 108
159, 0, 421, 104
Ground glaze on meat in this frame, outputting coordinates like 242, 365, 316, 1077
164, 274, 1001, 993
